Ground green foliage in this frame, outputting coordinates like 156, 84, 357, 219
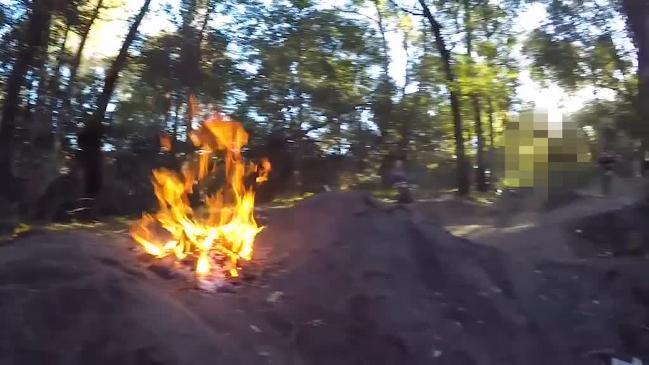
524, 29, 585, 90
523, 0, 633, 93
571, 97, 642, 139
3, 0, 643, 211
240, 3, 382, 148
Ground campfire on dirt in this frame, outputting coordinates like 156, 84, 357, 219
129, 112, 270, 282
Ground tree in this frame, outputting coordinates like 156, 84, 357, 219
78, 0, 152, 199
393, 0, 470, 195
620, 0, 649, 150
0, 0, 55, 198
368, 0, 397, 154
58, 0, 105, 148
462, 0, 487, 191
524, 0, 647, 148
241, 2, 381, 142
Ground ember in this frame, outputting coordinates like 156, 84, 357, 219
130, 112, 270, 280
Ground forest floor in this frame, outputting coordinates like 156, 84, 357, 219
1, 177, 648, 364
417, 176, 647, 259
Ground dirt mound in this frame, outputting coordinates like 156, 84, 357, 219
1, 192, 649, 364
0, 231, 226, 365
570, 203, 649, 257
250, 192, 532, 364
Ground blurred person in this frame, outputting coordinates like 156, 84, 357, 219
387, 160, 413, 204
597, 150, 616, 196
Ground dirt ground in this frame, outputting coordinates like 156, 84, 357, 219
0, 178, 648, 364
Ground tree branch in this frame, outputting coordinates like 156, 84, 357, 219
333, 7, 380, 23
387, 0, 423, 17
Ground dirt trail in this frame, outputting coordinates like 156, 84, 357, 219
426, 177, 648, 262
413, 177, 649, 364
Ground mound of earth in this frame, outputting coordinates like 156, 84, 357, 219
570, 202, 649, 257
1, 192, 648, 364
0, 231, 226, 365
250, 193, 526, 364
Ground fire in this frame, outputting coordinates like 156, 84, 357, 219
159, 133, 172, 152
130, 112, 270, 279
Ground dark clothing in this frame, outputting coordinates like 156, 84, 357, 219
597, 154, 615, 196
598, 155, 616, 171
386, 170, 407, 187
386, 167, 412, 203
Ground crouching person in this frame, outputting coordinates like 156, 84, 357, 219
387, 160, 414, 204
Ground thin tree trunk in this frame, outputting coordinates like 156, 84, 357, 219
197, 0, 217, 50
399, 118, 410, 160
69, 0, 104, 91
464, 0, 486, 191
183, 0, 216, 147
173, 100, 181, 151
59, 0, 104, 143
78, 0, 152, 199
161, 95, 171, 134
375, 1, 390, 76
32, 19, 53, 144
487, 97, 495, 150
34, 24, 72, 149
417, 0, 469, 195
373, 2, 394, 151
50, 25, 70, 153
401, 27, 411, 96
0, 0, 53, 197
179, 0, 199, 147
621, 0, 649, 145
399, 25, 412, 157
471, 98, 486, 191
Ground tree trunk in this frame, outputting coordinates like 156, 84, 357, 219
179, 0, 200, 147
372, 2, 394, 152
418, 0, 469, 195
401, 27, 411, 96
173, 100, 181, 144
59, 0, 104, 146
33, 20, 52, 124
621, 0, 649, 143
50, 25, 71, 153
399, 115, 410, 160
197, 0, 217, 50
33, 23, 69, 148
0, 0, 54, 198
78, 0, 152, 199
69, 0, 104, 90
487, 97, 495, 150
464, 0, 486, 192
375, 1, 391, 77
471, 97, 486, 191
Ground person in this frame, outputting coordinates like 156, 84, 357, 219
387, 160, 413, 204
597, 150, 616, 196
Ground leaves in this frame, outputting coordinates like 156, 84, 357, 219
522, 0, 633, 94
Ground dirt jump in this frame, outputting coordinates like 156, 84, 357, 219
0, 191, 648, 364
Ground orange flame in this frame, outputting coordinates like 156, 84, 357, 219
130, 112, 270, 278
159, 133, 172, 152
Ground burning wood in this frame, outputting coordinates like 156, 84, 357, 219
130, 112, 270, 282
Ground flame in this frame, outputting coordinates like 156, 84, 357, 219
130, 112, 270, 278
159, 133, 172, 152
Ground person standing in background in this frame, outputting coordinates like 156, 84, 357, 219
597, 150, 616, 196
